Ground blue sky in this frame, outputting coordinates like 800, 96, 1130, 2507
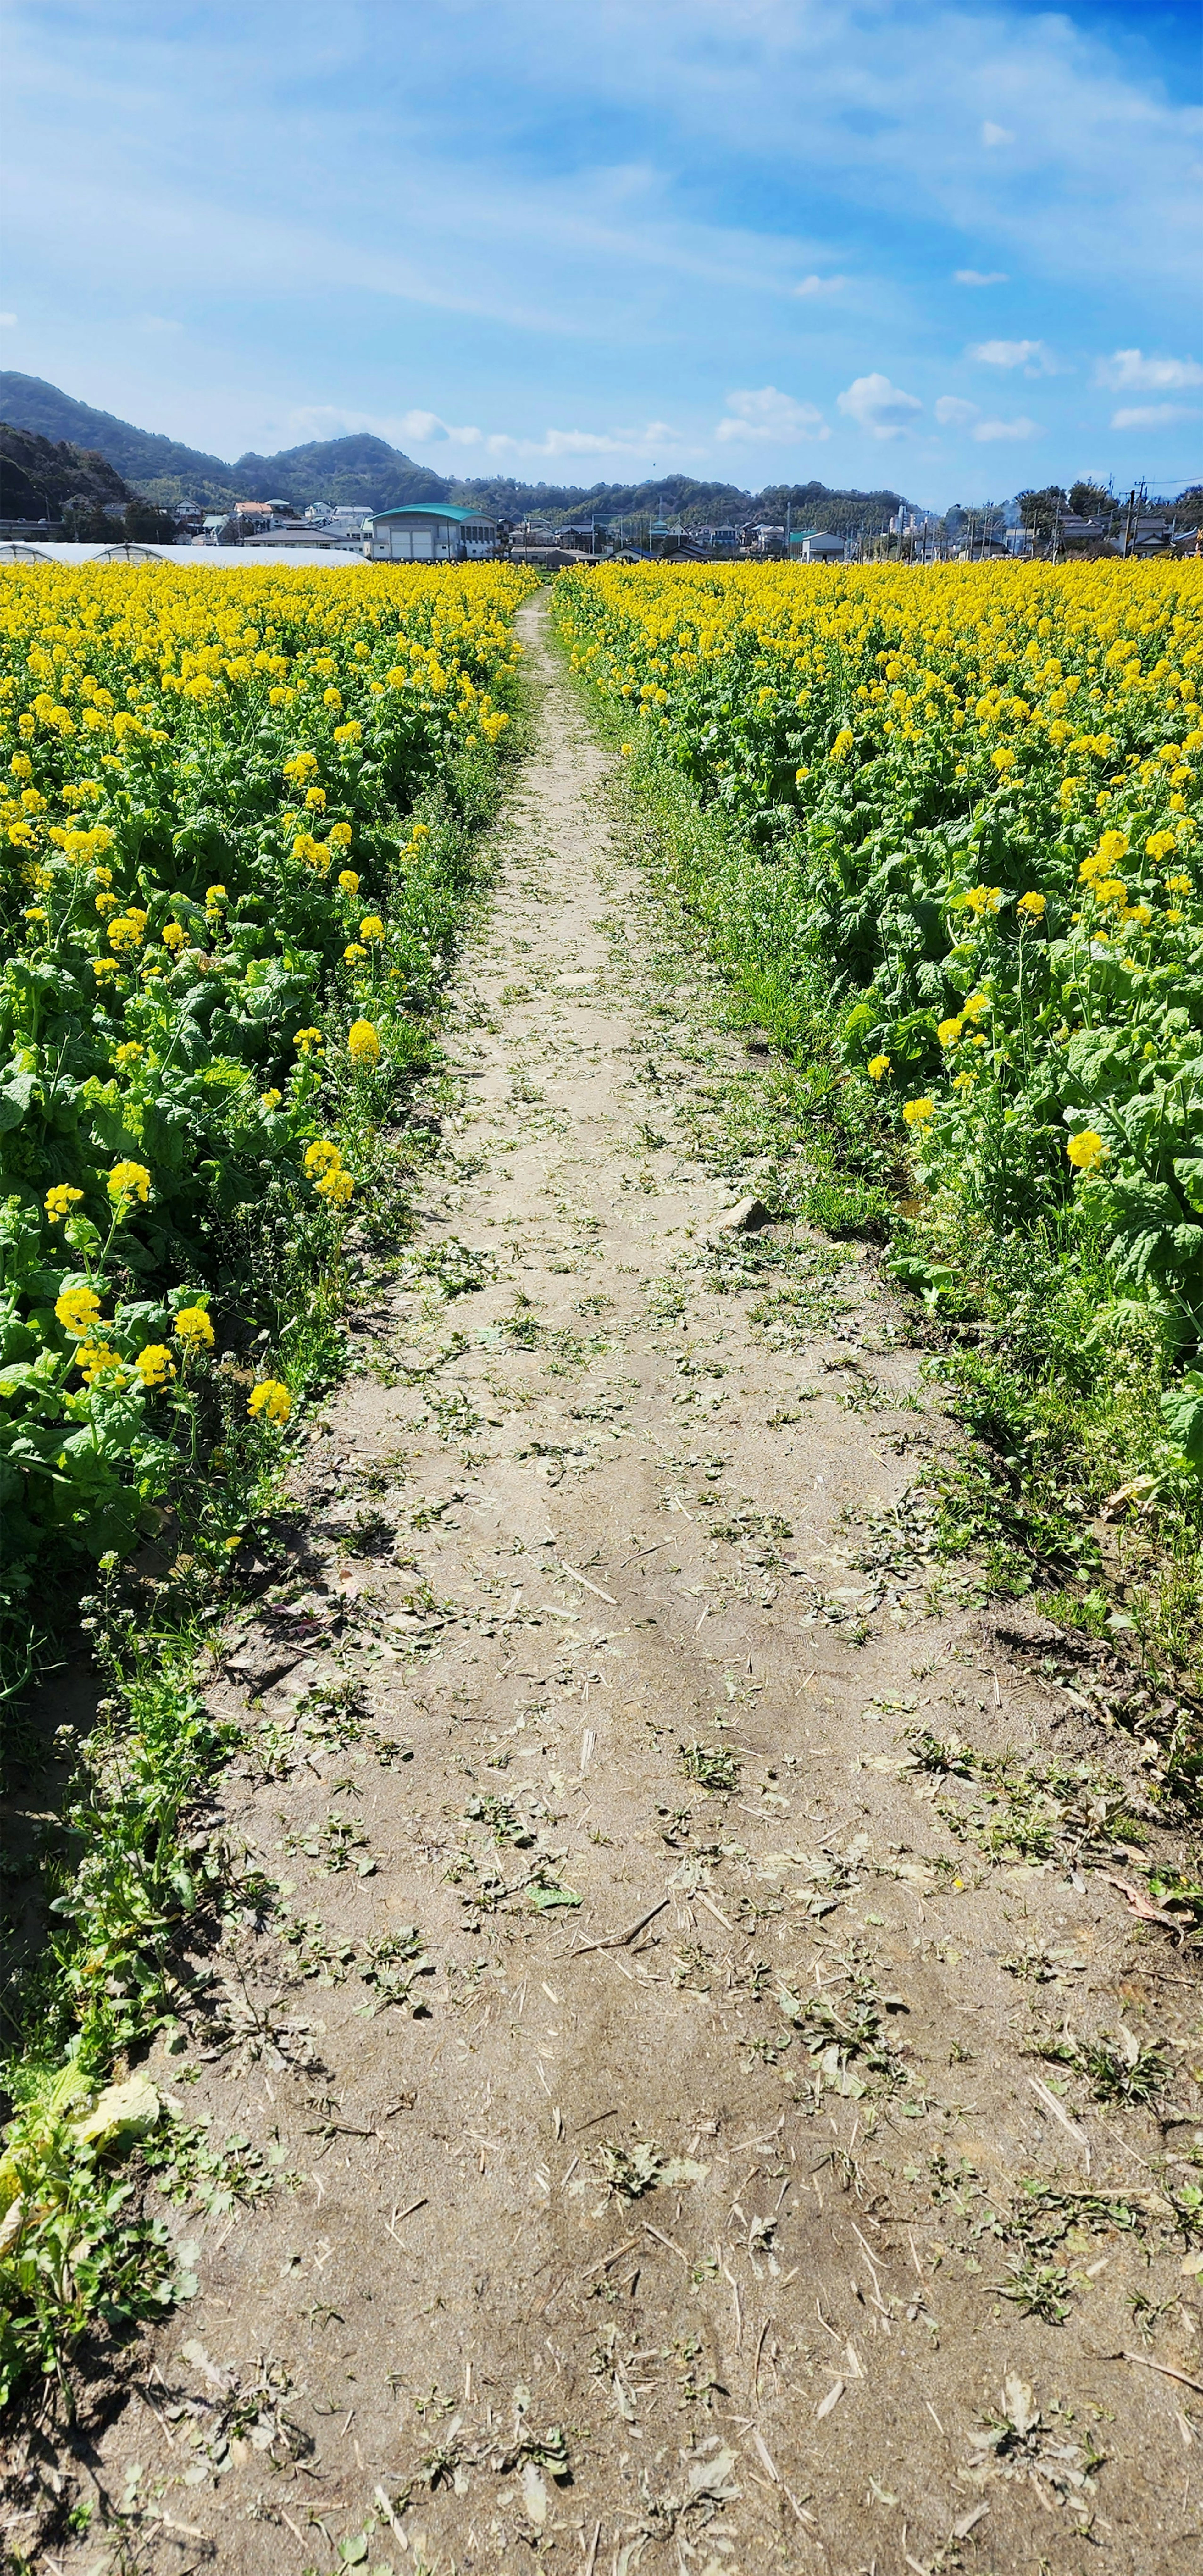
3, 0, 1201, 504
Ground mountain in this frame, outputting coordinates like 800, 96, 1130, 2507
0, 374, 238, 505
448, 471, 906, 537
230, 433, 449, 511
0, 422, 131, 520
0, 374, 910, 532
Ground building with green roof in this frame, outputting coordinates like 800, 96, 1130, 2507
364, 502, 499, 563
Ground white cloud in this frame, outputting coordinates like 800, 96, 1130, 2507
793, 273, 847, 296
969, 338, 1057, 374
954, 269, 1007, 286
714, 386, 829, 442
836, 372, 923, 438
935, 395, 1038, 440
973, 414, 1039, 441
1097, 348, 1203, 392
283, 402, 485, 449
484, 420, 689, 459
0, 312, 16, 327
1111, 402, 1197, 430
397, 408, 483, 446
981, 121, 1013, 147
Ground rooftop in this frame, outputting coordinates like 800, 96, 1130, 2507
370, 502, 496, 526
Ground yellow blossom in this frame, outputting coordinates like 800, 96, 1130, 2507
248, 1378, 292, 1424
45, 1183, 84, 1224
55, 1285, 103, 1339
1067, 1129, 1106, 1173
174, 1303, 215, 1350
134, 1343, 174, 1389
107, 1160, 151, 1206
348, 1018, 381, 1067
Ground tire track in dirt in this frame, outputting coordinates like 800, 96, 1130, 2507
40, 598, 1202, 2574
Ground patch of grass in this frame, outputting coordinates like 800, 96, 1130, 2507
679, 1741, 741, 1794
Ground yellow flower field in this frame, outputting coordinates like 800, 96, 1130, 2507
0, 560, 536, 1611
556, 561, 1203, 1392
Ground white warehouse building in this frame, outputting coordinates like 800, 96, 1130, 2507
364, 502, 499, 562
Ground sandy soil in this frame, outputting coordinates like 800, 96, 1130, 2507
20, 600, 1203, 2574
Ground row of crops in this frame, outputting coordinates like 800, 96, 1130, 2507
0, 558, 537, 2406
554, 561, 1203, 1456
0, 559, 537, 1652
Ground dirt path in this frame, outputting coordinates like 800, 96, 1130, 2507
40, 601, 1203, 2572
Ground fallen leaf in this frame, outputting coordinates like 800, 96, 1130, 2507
1104, 1874, 1193, 1929
520, 2462, 548, 2526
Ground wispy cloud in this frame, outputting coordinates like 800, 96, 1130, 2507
715, 386, 829, 443
837, 373, 922, 438
954, 270, 1007, 286
485, 421, 689, 460
1111, 403, 1197, 431
969, 338, 1058, 374
1097, 349, 1203, 392
397, 409, 484, 447
935, 394, 1039, 440
981, 121, 1013, 147
0, 313, 17, 328
974, 414, 1039, 441
793, 274, 848, 297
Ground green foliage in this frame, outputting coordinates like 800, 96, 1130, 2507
558, 560, 1203, 1690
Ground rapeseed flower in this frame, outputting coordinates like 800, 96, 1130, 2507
174, 1304, 215, 1350
134, 1344, 174, 1388
108, 1161, 151, 1207
45, 1185, 84, 1224
249, 1378, 292, 1423
55, 1285, 103, 1339
347, 1018, 381, 1067
1067, 1130, 1106, 1173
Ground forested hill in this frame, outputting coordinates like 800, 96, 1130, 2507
0, 375, 237, 505
0, 373, 908, 531
0, 422, 131, 521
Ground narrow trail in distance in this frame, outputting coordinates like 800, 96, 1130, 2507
41, 599, 1202, 2576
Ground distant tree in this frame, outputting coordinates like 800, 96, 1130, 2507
61, 495, 115, 540
1016, 486, 1068, 540
123, 495, 177, 543
1068, 481, 1112, 519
